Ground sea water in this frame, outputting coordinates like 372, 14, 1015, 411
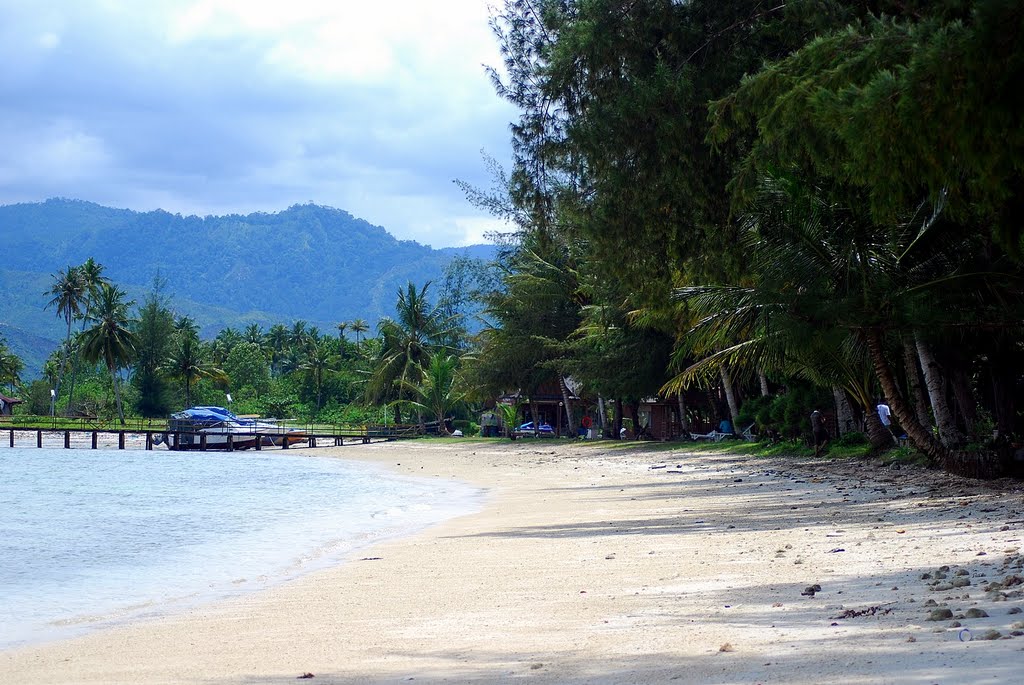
0, 447, 482, 650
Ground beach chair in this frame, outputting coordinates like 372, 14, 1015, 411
690, 429, 732, 442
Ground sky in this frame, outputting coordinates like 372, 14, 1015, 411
0, 0, 517, 247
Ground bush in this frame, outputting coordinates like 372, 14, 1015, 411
834, 431, 868, 446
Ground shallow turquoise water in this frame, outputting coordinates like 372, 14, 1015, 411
0, 447, 481, 649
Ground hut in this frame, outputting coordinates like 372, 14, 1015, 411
0, 393, 22, 417
497, 380, 581, 437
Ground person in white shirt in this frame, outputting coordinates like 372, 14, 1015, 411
876, 401, 891, 428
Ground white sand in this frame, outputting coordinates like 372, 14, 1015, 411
2, 439, 1022, 684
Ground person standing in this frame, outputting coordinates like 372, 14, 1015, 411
876, 401, 892, 428
810, 409, 830, 457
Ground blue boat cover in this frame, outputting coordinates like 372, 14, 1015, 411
174, 406, 241, 424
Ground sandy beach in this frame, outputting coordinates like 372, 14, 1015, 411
2, 439, 1023, 684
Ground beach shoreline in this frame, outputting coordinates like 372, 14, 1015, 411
2, 439, 1022, 684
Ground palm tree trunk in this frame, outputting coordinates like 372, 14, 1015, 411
901, 336, 932, 430
915, 334, 964, 448
719, 366, 740, 433
54, 318, 73, 409
110, 363, 125, 425
758, 371, 770, 397
613, 399, 623, 439
864, 328, 953, 466
832, 387, 854, 437
597, 397, 607, 435
864, 408, 893, 449
558, 375, 574, 435
677, 392, 689, 434
950, 366, 977, 437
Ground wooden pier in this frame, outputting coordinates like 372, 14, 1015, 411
1, 425, 418, 452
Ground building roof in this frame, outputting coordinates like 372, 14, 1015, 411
0, 393, 22, 404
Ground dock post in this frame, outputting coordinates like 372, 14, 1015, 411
37, 430, 42, 448
309, 436, 316, 448
255, 433, 261, 451
10, 429, 15, 447
282, 435, 289, 449
200, 434, 207, 451
226, 434, 233, 452
172, 432, 179, 450
145, 432, 152, 450
64, 431, 70, 449
92, 432, 98, 449
118, 432, 125, 450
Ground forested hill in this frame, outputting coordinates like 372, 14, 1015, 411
0, 199, 494, 374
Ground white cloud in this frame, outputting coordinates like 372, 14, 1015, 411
0, 0, 516, 247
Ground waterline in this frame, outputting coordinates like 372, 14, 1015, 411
0, 447, 482, 649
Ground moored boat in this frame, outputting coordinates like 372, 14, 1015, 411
163, 406, 305, 450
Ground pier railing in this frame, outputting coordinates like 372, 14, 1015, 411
1, 414, 424, 451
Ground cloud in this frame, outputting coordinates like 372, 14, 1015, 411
0, 0, 515, 247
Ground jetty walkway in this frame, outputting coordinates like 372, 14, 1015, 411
0, 417, 419, 452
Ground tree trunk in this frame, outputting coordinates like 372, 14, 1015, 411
530, 400, 538, 436
832, 387, 854, 437
864, 328, 982, 474
597, 397, 607, 435
719, 366, 739, 433
111, 364, 125, 426
677, 392, 689, 434
864, 407, 893, 449
613, 399, 623, 439
759, 371, 770, 397
393, 404, 402, 425
915, 334, 965, 448
902, 336, 932, 430
558, 375, 574, 436
950, 366, 977, 437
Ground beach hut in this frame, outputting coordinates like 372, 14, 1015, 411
0, 393, 22, 416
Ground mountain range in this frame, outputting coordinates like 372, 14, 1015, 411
0, 199, 495, 377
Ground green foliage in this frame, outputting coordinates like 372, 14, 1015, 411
834, 431, 868, 447
224, 341, 271, 398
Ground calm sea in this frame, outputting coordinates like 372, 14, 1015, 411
0, 447, 482, 650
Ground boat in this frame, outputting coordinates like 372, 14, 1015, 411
162, 406, 306, 450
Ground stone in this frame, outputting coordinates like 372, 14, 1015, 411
964, 608, 989, 618
923, 599, 938, 607
952, 577, 971, 588
1008, 607, 1022, 615
931, 583, 954, 592
927, 609, 954, 621
978, 629, 1002, 640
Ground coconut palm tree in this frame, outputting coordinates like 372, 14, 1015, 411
336, 321, 348, 341
0, 337, 23, 393
367, 282, 456, 423
162, 330, 225, 409
79, 283, 137, 425
350, 319, 369, 346
44, 265, 87, 408
300, 336, 337, 411
397, 355, 465, 432
64, 258, 110, 411
266, 323, 290, 376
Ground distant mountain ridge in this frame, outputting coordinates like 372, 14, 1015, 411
0, 199, 496, 375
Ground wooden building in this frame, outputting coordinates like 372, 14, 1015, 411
0, 393, 22, 416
